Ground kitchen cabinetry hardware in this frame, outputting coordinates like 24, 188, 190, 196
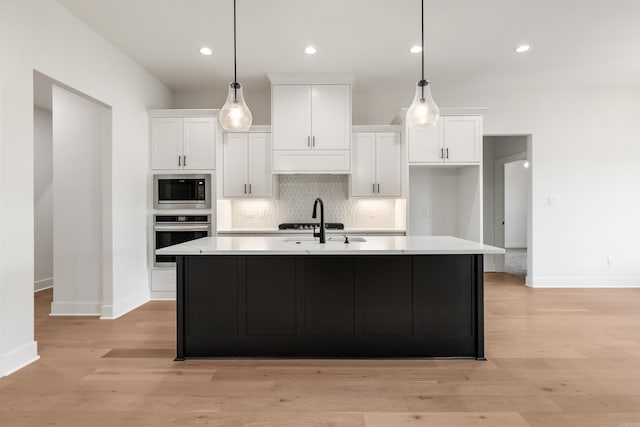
377, 183, 380, 193
183, 155, 187, 165
312, 136, 315, 147
308, 136, 311, 147
446, 148, 449, 159
178, 156, 181, 166
440, 148, 444, 159
248, 184, 252, 194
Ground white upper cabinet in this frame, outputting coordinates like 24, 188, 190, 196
443, 116, 482, 163
272, 84, 350, 151
223, 132, 272, 198
270, 77, 352, 173
351, 132, 401, 198
151, 116, 215, 170
271, 85, 311, 150
408, 115, 481, 164
310, 85, 351, 150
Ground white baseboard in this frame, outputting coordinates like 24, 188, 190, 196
526, 276, 640, 288
505, 244, 527, 249
150, 291, 176, 301
100, 289, 149, 319
1, 341, 39, 377
50, 301, 102, 316
34, 277, 53, 292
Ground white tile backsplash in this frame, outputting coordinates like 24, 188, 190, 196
231, 175, 397, 228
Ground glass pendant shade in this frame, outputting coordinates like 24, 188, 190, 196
219, 82, 252, 132
407, 80, 440, 128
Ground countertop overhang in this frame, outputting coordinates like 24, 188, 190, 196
156, 235, 505, 256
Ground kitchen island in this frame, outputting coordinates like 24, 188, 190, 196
156, 235, 504, 360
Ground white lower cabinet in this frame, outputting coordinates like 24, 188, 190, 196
351, 132, 401, 197
223, 132, 273, 198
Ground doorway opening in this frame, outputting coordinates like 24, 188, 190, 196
33, 71, 113, 316
483, 135, 532, 283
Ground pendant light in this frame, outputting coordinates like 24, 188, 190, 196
406, 0, 440, 128
219, 0, 252, 131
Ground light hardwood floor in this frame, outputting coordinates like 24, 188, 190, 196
1, 273, 640, 426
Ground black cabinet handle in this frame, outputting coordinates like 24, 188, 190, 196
308, 136, 311, 147
249, 184, 252, 194
446, 148, 449, 159
178, 156, 181, 166
377, 183, 380, 193
372, 183, 375, 193
244, 184, 247, 194
312, 136, 315, 147
440, 148, 444, 159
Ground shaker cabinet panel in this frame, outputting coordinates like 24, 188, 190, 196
223, 133, 249, 197
247, 133, 272, 197
183, 117, 215, 170
151, 118, 183, 170
351, 131, 401, 198
351, 132, 376, 197
223, 132, 272, 198
408, 120, 444, 163
272, 85, 312, 150
375, 132, 402, 197
311, 85, 351, 150
443, 116, 481, 163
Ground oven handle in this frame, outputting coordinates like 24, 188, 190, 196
153, 225, 210, 232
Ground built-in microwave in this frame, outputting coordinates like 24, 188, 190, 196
153, 174, 211, 209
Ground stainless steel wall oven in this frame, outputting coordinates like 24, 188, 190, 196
153, 214, 211, 267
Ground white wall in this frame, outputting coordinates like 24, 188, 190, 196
184, 81, 640, 287
33, 107, 53, 291
0, 0, 172, 377
504, 160, 528, 248
51, 86, 110, 315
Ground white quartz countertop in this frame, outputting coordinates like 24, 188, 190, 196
216, 228, 406, 235
156, 236, 505, 256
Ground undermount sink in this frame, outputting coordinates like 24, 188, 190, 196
282, 237, 367, 244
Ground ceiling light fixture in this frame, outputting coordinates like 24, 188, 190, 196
409, 46, 422, 54
304, 46, 317, 55
200, 47, 213, 56
406, 0, 439, 128
219, 0, 252, 131
515, 44, 530, 53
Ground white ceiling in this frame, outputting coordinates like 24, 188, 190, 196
56, 0, 640, 93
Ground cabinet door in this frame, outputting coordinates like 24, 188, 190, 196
151, 118, 183, 169
375, 132, 402, 197
247, 133, 273, 197
311, 85, 351, 150
408, 120, 444, 163
272, 85, 312, 150
222, 133, 248, 197
183, 117, 215, 169
351, 132, 376, 197
443, 116, 481, 163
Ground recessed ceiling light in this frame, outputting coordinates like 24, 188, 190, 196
305, 46, 317, 55
514, 44, 530, 53
409, 45, 422, 54
200, 47, 213, 56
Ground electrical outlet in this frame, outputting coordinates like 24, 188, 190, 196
547, 196, 558, 206
607, 257, 614, 268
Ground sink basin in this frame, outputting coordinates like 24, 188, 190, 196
282, 237, 367, 244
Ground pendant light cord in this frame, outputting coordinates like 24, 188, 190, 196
233, 0, 238, 100
420, 0, 425, 99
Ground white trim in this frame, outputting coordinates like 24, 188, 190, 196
267, 72, 355, 85
50, 301, 102, 316
1, 341, 39, 378
148, 108, 218, 118
100, 289, 149, 319
150, 291, 176, 301
34, 277, 53, 292
526, 276, 640, 288
505, 243, 527, 249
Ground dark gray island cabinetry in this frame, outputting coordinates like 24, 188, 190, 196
157, 236, 504, 360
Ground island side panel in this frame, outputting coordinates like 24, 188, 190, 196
475, 254, 485, 360
176, 255, 185, 361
